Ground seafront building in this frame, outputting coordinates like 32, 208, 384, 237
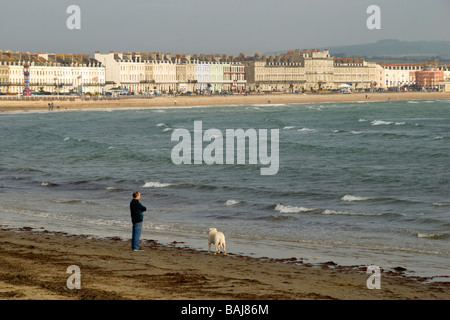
244, 49, 384, 92
175, 54, 197, 93
1, 48, 449, 96
0, 50, 105, 95
445, 68, 450, 92
382, 63, 424, 89
382, 61, 449, 91
94, 51, 145, 94
333, 57, 381, 90
95, 51, 246, 94
415, 63, 445, 90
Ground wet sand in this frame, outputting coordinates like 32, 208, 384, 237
0, 91, 449, 113
1, 227, 448, 300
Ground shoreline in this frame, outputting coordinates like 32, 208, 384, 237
1, 226, 449, 300
1, 91, 450, 113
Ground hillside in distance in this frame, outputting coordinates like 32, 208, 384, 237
265, 40, 450, 63
325, 39, 450, 63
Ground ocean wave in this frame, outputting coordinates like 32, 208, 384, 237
8, 207, 130, 229
341, 194, 373, 202
106, 186, 121, 191
143, 181, 174, 188
156, 123, 166, 127
433, 202, 450, 207
18, 167, 43, 173
41, 181, 59, 187
358, 119, 368, 122
274, 203, 315, 214
51, 199, 97, 205
417, 232, 448, 240
63, 137, 82, 142
283, 126, 296, 130
224, 199, 241, 207
371, 120, 393, 126
260, 215, 294, 222
322, 209, 383, 216
297, 128, 317, 133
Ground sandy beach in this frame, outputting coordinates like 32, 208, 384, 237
1, 91, 450, 113
0, 227, 448, 300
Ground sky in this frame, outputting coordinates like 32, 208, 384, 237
1, 0, 449, 55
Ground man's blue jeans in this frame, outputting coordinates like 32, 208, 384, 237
131, 222, 142, 250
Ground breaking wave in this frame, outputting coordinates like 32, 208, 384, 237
143, 181, 175, 188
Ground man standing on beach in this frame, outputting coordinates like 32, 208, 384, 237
130, 191, 147, 251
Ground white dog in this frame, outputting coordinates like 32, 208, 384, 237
208, 228, 226, 255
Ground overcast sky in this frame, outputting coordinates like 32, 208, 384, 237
1, 0, 449, 55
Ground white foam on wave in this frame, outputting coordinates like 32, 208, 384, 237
433, 202, 450, 207
224, 199, 241, 207
156, 123, 166, 127
283, 126, 296, 130
143, 181, 174, 188
351, 131, 362, 135
275, 203, 315, 214
297, 128, 317, 133
371, 120, 393, 126
162, 127, 173, 132
63, 137, 81, 142
41, 181, 58, 187
341, 194, 373, 202
417, 232, 447, 240
358, 119, 367, 122
322, 209, 382, 216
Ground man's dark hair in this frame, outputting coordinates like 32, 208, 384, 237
133, 191, 140, 198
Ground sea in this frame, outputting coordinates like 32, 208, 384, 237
1, 99, 449, 281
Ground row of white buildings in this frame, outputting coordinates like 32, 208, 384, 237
1, 49, 449, 95
0, 51, 105, 95
94, 51, 246, 94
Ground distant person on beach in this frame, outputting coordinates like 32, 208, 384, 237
130, 191, 147, 251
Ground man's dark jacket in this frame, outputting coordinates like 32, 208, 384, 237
130, 199, 146, 224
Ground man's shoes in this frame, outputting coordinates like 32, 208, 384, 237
133, 248, 144, 252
